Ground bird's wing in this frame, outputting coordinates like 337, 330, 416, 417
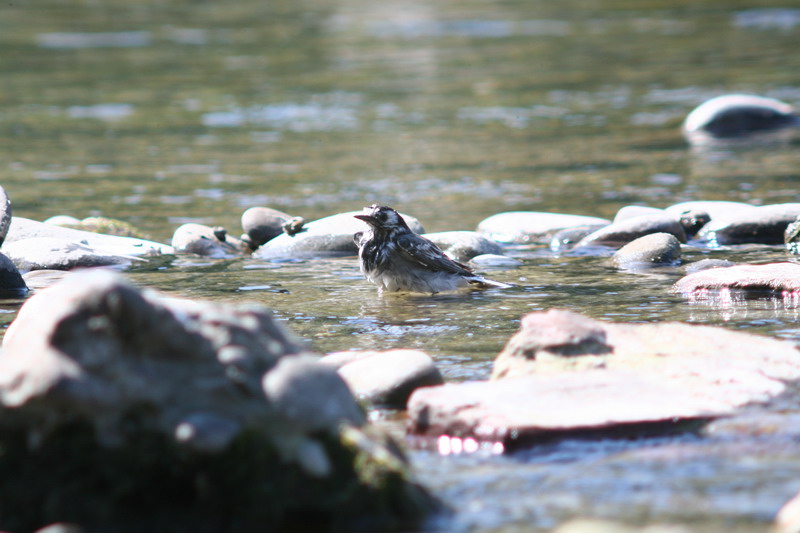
395, 233, 473, 275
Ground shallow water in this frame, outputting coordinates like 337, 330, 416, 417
3, 0, 800, 531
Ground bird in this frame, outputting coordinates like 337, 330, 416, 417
353, 204, 512, 294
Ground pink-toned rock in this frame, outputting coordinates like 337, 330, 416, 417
407, 309, 800, 450
673, 262, 800, 298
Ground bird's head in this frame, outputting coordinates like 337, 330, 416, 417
354, 205, 410, 233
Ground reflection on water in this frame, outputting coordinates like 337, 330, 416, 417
4, 0, 800, 531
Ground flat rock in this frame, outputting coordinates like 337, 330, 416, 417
254, 210, 424, 260
696, 203, 800, 246
171, 223, 246, 258
2, 237, 145, 271
682, 94, 799, 146
612, 232, 682, 269
322, 350, 444, 408
673, 262, 800, 297
573, 213, 686, 250
423, 231, 503, 262
407, 309, 800, 449
5, 217, 173, 256
477, 212, 610, 245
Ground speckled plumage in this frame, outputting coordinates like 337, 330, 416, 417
354, 205, 511, 294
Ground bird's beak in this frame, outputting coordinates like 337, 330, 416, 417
354, 214, 375, 224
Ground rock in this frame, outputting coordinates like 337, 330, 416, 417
785, 215, 800, 254
47, 216, 151, 239
469, 254, 523, 268
477, 212, 610, 245
549, 224, 609, 252
613, 205, 666, 223
682, 94, 799, 146
0, 270, 437, 532
254, 210, 424, 260
776, 491, 800, 533
0, 185, 12, 247
423, 231, 503, 262
407, 309, 800, 449
664, 200, 756, 222
612, 233, 682, 269
240, 206, 297, 249
673, 262, 800, 299
0, 251, 28, 296
171, 223, 247, 258
5, 216, 173, 256
696, 203, 800, 246
573, 213, 686, 251
684, 258, 735, 274
322, 350, 444, 408
2, 237, 145, 271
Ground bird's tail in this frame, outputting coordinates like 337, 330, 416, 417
468, 276, 514, 289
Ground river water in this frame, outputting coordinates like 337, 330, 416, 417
3, 1, 800, 531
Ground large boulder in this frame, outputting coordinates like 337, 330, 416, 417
407, 309, 800, 450
0, 270, 437, 532
254, 211, 424, 260
477, 212, 610, 245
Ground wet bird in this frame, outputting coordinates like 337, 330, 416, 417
353, 205, 512, 294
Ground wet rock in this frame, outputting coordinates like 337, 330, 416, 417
423, 231, 503, 262
696, 203, 800, 246
612, 233, 682, 269
2, 237, 145, 271
673, 262, 800, 298
0, 251, 28, 296
254, 210, 424, 260
408, 309, 800, 449
0, 185, 12, 247
171, 223, 246, 258
573, 214, 686, 251
785, 215, 800, 254
5, 216, 173, 256
477, 211, 610, 245
240, 206, 297, 249
684, 258, 735, 274
549, 224, 609, 252
682, 94, 800, 146
321, 350, 444, 408
0, 270, 437, 532
664, 200, 756, 222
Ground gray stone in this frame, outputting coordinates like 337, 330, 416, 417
664, 200, 756, 222
673, 262, 800, 297
254, 210, 424, 260
477, 211, 610, 245
5, 217, 173, 256
549, 224, 609, 252
613, 205, 666, 223
408, 309, 800, 448
0, 251, 28, 296
171, 223, 247, 258
612, 232, 682, 269
697, 203, 800, 246
682, 94, 800, 146
240, 206, 297, 248
2, 237, 145, 271
469, 254, 523, 268
0, 269, 436, 531
574, 213, 686, 250
323, 349, 444, 408
423, 231, 503, 262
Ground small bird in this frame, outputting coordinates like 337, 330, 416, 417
353, 205, 512, 294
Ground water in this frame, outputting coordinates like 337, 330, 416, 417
3, 0, 800, 530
